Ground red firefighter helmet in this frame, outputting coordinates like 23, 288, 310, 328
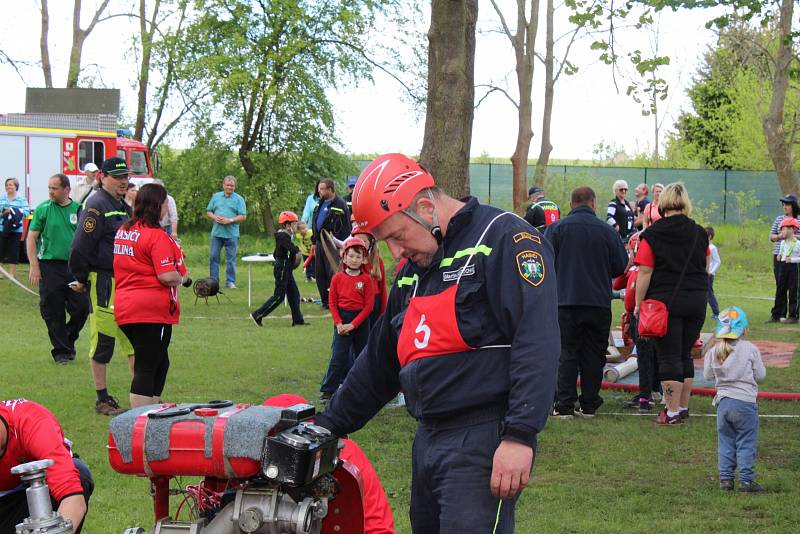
278, 211, 298, 224
341, 236, 368, 258
351, 153, 436, 234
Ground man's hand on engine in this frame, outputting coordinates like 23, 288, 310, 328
490, 440, 533, 499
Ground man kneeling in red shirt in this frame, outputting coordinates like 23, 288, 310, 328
263, 394, 394, 534
0, 399, 93, 533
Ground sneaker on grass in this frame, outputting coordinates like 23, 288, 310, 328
250, 312, 263, 327
96, 396, 126, 416
551, 407, 574, 419
574, 407, 595, 418
655, 410, 682, 426
738, 481, 765, 493
719, 479, 734, 491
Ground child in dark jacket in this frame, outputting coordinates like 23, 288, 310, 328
320, 237, 375, 401
250, 211, 305, 327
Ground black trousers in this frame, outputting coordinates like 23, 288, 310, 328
653, 291, 706, 382
772, 261, 799, 319
0, 457, 93, 534
39, 261, 90, 361
120, 323, 172, 397
314, 250, 337, 307
253, 259, 303, 323
320, 309, 369, 394
630, 313, 659, 399
556, 306, 612, 413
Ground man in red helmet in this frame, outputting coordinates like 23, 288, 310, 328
314, 154, 560, 533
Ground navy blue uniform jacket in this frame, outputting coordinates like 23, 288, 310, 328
544, 204, 628, 308
315, 197, 560, 446
69, 188, 130, 284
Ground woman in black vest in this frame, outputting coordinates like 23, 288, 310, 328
634, 182, 709, 425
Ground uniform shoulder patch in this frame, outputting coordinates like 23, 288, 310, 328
83, 217, 97, 233
516, 250, 545, 286
86, 207, 101, 216
513, 231, 541, 244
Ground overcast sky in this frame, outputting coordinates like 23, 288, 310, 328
0, 1, 722, 160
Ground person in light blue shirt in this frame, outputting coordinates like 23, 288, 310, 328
0, 177, 30, 278
301, 180, 320, 226
206, 175, 247, 288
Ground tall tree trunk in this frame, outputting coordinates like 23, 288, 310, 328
762, 0, 798, 195
135, 0, 160, 141
420, 0, 478, 199
40, 0, 53, 88
533, 0, 553, 187
510, 1, 540, 213
67, 0, 111, 88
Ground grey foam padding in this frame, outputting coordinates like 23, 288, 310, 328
109, 405, 159, 464
109, 404, 284, 465
223, 406, 283, 460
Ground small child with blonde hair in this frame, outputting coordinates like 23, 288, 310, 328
703, 306, 766, 492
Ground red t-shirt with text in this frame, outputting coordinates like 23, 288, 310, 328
113, 221, 187, 325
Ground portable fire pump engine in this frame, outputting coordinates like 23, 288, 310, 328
107, 400, 365, 534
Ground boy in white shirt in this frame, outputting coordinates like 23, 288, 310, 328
775, 217, 799, 323
706, 226, 721, 318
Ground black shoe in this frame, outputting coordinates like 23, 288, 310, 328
738, 481, 765, 493
551, 407, 574, 419
785, 317, 799, 324
765, 317, 781, 324
720, 479, 734, 491
54, 355, 70, 365
292, 321, 310, 326
638, 399, 653, 413
250, 313, 263, 327
575, 407, 595, 418
67, 351, 76, 361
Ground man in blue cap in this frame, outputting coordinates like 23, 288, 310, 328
343, 176, 358, 210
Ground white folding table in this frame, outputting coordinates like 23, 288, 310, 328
242, 254, 275, 307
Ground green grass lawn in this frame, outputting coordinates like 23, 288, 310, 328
1, 223, 798, 533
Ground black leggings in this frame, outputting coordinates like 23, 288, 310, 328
653, 291, 706, 382
120, 323, 172, 397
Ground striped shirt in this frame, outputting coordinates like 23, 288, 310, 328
771, 215, 785, 255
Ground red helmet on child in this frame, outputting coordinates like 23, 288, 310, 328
351, 153, 436, 234
278, 211, 298, 224
780, 217, 799, 229
626, 231, 640, 251
341, 236, 368, 258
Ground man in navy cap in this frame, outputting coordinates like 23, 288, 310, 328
524, 186, 560, 234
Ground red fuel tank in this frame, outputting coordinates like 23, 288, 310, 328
108, 403, 281, 479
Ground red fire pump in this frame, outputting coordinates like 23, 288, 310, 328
108, 400, 365, 534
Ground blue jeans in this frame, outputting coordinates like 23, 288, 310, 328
717, 397, 759, 483
209, 236, 238, 285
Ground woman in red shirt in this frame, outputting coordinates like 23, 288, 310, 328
114, 183, 188, 408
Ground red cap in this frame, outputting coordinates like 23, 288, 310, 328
351, 153, 436, 234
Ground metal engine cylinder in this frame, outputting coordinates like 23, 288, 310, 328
11, 460, 73, 534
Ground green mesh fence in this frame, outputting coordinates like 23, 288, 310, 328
353, 161, 786, 224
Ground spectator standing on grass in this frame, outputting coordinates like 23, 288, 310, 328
26, 174, 89, 365
545, 186, 627, 418
706, 226, 721, 319
633, 183, 650, 230
606, 180, 635, 240
301, 180, 320, 226
0, 398, 93, 533
767, 194, 800, 323
69, 157, 134, 416
523, 186, 560, 233
312, 178, 350, 309
772, 217, 800, 324
206, 175, 247, 289
319, 237, 374, 402
73, 163, 99, 204
613, 232, 660, 413
296, 220, 314, 282
643, 183, 664, 228
703, 306, 766, 493
634, 182, 709, 426
0, 177, 30, 279
154, 179, 178, 237
114, 183, 189, 409
249, 211, 306, 327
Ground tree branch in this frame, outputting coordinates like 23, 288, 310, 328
475, 84, 519, 109
489, 0, 515, 43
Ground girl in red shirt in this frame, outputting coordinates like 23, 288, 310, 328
113, 184, 188, 408
319, 238, 375, 401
